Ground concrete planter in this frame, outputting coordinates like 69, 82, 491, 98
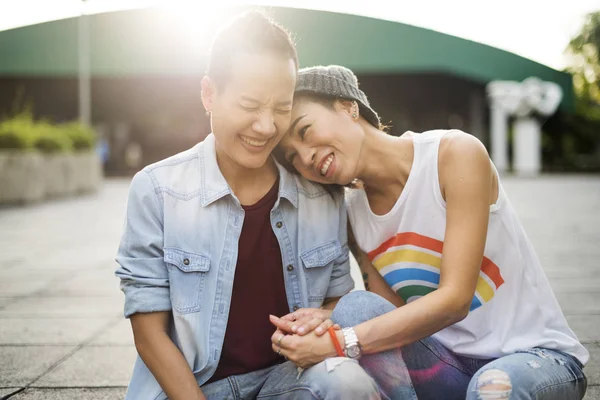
44, 155, 73, 198
0, 151, 102, 206
0, 152, 45, 204
74, 152, 103, 193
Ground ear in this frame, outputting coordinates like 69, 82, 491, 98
201, 76, 217, 113
335, 99, 356, 117
335, 100, 359, 121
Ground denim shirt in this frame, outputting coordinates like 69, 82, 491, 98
115, 134, 354, 400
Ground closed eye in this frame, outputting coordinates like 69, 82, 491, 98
298, 125, 311, 140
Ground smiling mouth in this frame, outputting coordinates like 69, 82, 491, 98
319, 153, 334, 176
240, 135, 268, 147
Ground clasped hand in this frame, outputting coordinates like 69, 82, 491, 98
269, 308, 341, 369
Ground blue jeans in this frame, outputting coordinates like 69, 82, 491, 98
331, 291, 588, 400
201, 358, 380, 399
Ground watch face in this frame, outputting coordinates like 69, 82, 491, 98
347, 345, 361, 358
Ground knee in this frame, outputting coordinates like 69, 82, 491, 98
469, 369, 512, 400
332, 290, 395, 327
311, 359, 380, 400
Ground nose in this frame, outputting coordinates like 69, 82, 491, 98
252, 110, 277, 136
298, 144, 316, 167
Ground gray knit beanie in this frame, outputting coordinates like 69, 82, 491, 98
295, 65, 380, 128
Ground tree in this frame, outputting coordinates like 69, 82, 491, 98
565, 11, 600, 119
543, 10, 600, 172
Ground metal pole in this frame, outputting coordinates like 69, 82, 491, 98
489, 104, 508, 173
78, 0, 91, 126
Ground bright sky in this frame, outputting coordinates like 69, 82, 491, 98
0, 0, 598, 70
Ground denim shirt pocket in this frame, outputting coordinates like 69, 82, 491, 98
300, 240, 343, 303
164, 247, 210, 314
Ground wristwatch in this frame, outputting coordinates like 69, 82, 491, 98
342, 327, 362, 359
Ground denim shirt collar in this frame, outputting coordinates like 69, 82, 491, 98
198, 133, 299, 208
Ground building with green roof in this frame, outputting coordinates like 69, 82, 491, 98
0, 6, 573, 172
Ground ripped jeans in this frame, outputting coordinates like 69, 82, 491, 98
200, 353, 381, 399
331, 291, 588, 400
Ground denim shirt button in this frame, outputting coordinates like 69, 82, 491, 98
293, 305, 299, 311
276, 221, 283, 228
287, 264, 294, 271
183, 258, 190, 266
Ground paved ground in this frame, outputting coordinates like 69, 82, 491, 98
0, 175, 598, 399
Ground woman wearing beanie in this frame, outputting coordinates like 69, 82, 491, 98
270, 65, 588, 400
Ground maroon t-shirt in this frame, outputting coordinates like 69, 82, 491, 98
207, 180, 289, 383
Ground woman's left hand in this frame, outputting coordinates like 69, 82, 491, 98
271, 329, 340, 369
269, 311, 338, 336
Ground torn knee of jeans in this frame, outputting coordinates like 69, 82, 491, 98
476, 369, 512, 400
324, 357, 356, 372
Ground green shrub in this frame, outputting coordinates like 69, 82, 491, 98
0, 114, 36, 150
0, 128, 29, 150
60, 122, 96, 151
31, 122, 72, 154
0, 113, 95, 153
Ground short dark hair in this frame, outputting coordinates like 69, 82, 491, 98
206, 10, 299, 88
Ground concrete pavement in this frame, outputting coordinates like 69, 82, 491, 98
0, 175, 598, 399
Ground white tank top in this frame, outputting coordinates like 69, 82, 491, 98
347, 130, 589, 364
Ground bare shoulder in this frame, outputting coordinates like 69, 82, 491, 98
439, 130, 489, 165
438, 130, 493, 196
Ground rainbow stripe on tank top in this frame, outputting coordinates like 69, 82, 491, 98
368, 232, 505, 311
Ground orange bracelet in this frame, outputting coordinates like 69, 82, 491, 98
328, 326, 345, 357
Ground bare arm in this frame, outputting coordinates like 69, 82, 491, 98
348, 225, 404, 307
350, 133, 493, 353
131, 312, 205, 400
